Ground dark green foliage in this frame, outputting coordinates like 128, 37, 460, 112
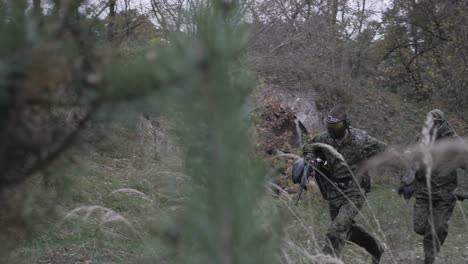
379, 0, 468, 110
1, 0, 281, 263
145, 3, 281, 263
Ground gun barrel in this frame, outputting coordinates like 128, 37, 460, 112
294, 185, 304, 206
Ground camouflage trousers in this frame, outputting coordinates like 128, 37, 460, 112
323, 195, 383, 263
413, 193, 456, 264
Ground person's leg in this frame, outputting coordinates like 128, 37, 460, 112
323, 201, 343, 257
423, 195, 456, 264
348, 224, 384, 264
413, 197, 428, 236
323, 198, 362, 258
412, 197, 437, 263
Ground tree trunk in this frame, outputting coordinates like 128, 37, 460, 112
408, 0, 426, 99
353, 0, 366, 76
358, 0, 365, 34
329, 0, 339, 25
33, 0, 42, 17
124, 0, 130, 41
107, 0, 116, 42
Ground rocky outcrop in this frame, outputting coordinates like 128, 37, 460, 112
251, 82, 323, 155
254, 82, 322, 133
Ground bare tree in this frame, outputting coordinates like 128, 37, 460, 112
150, 0, 188, 33
107, 0, 116, 42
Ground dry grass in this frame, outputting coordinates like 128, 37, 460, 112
283, 241, 344, 264
65, 205, 130, 225
108, 188, 152, 202
8, 95, 468, 264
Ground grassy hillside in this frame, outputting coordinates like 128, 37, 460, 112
281, 185, 468, 264
260, 81, 468, 263
5, 113, 185, 263
6, 85, 468, 264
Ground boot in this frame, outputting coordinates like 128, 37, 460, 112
348, 225, 384, 264
371, 239, 385, 264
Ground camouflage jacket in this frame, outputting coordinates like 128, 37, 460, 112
302, 127, 387, 199
411, 126, 467, 199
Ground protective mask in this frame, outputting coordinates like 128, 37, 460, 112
326, 121, 347, 140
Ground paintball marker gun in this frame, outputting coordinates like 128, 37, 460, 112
291, 157, 326, 206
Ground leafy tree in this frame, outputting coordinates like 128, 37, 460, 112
379, 0, 468, 110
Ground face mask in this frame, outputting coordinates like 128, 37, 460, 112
326, 121, 347, 139
433, 119, 444, 129
431, 120, 447, 138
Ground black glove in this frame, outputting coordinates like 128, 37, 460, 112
291, 158, 305, 184
398, 184, 415, 201
453, 193, 466, 201
452, 188, 468, 201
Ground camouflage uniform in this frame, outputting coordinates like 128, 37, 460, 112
303, 127, 387, 263
407, 110, 467, 264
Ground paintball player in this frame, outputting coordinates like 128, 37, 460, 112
398, 109, 468, 264
301, 105, 387, 264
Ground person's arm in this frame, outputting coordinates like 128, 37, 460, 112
363, 135, 388, 158
453, 134, 468, 201
302, 133, 320, 163
357, 134, 387, 193
453, 169, 468, 201
398, 134, 422, 200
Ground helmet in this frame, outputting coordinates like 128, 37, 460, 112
427, 109, 447, 134
428, 109, 446, 122
324, 106, 349, 139
325, 105, 350, 126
